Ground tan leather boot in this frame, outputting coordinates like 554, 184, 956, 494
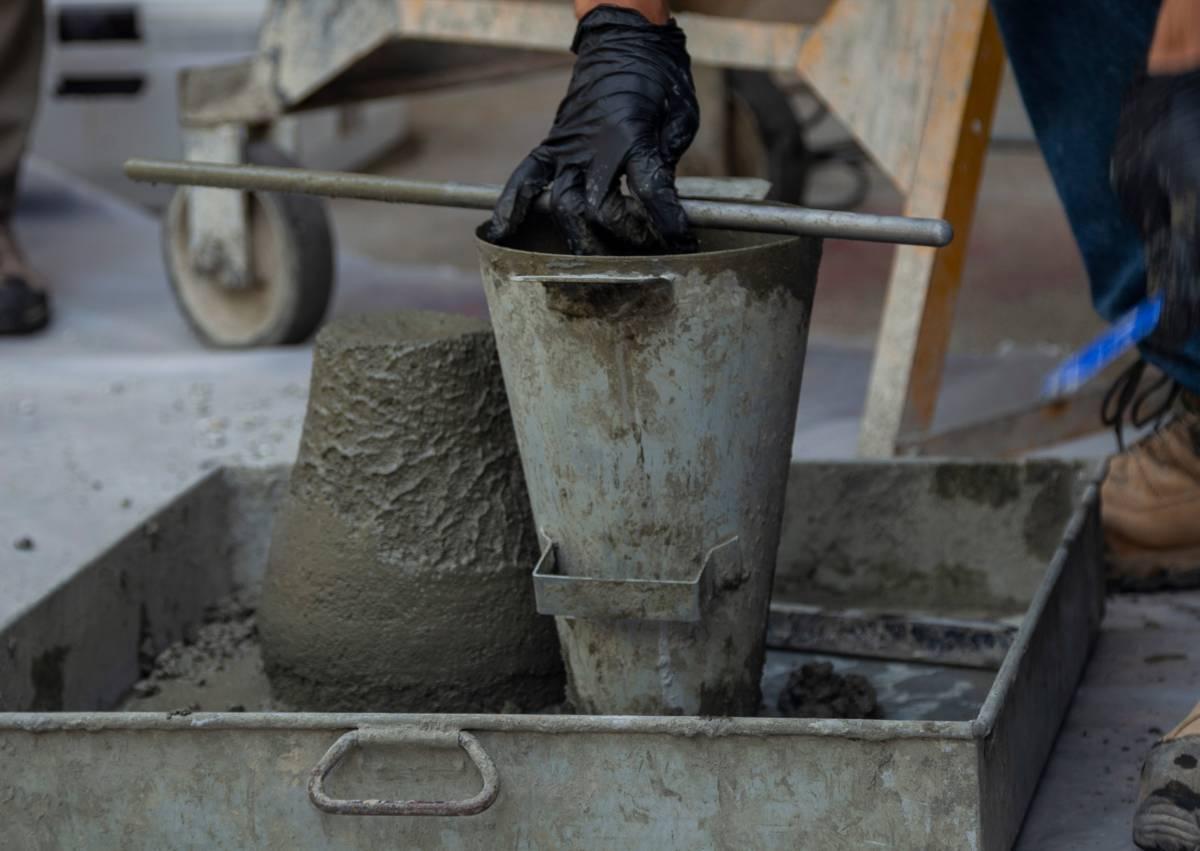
1134, 704, 1200, 850
0, 219, 47, 335
1103, 397, 1200, 590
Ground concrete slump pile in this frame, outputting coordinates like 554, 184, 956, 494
259, 312, 565, 713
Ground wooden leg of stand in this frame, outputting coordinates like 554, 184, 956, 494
857, 7, 1005, 458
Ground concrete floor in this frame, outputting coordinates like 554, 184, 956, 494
0, 72, 1192, 848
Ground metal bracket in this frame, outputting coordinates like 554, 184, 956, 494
532, 536, 741, 623
183, 125, 251, 290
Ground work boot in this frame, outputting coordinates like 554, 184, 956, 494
0, 219, 47, 335
1102, 364, 1200, 590
1135, 703, 1200, 850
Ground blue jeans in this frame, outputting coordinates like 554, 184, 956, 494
991, 0, 1200, 394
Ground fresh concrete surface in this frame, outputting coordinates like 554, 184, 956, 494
260, 313, 563, 713
0, 151, 1180, 849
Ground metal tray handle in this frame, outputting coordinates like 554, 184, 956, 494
307, 728, 500, 817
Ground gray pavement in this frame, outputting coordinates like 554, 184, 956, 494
0, 159, 1186, 849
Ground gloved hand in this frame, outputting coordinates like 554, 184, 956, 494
484, 6, 700, 255
1112, 70, 1200, 343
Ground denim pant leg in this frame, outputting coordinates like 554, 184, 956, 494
0, 0, 43, 219
991, 0, 1200, 394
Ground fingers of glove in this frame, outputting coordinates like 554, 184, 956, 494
484, 151, 553, 243
552, 169, 608, 256
661, 92, 700, 164
625, 148, 697, 252
586, 188, 657, 249
581, 115, 651, 211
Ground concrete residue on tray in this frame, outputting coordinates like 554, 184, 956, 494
121, 586, 569, 716
122, 590, 282, 713
258, 312, 564, 714
777, 661, 881, 719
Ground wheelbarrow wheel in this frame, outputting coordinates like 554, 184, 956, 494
163, 142, 335, 348
727, 70, 872, 211
726, 69, 810, 205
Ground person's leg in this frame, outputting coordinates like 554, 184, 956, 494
993, 0, 1200, 580
991, 0, 1200, 392
0, 0, 46, 335
0, 0, 42, 216
995, 6, 1200, 847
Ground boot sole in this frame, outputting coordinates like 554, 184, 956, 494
1109, 550, 1200, 593
1133, 795, 1200, 851
0, 303, 49, 335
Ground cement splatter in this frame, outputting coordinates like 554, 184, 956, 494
777, 661, 881, 720
122, 591, 279, 714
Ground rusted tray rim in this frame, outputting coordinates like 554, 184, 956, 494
0, 710, 976, 742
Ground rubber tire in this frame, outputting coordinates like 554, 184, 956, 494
726, 69, 810, 204
163, 142, 335, 348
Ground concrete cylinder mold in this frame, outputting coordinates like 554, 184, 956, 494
477, 222, 822, 715
258, 311, 564, 712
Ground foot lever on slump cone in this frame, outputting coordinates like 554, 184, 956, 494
531, 535, 742, 623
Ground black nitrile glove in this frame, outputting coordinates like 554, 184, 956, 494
1113, 69, 1200, 344
484, 6, 699, 255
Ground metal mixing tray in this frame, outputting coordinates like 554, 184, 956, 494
0, 459, 1103, 850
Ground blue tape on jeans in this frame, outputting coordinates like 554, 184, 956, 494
1041, 295, 1163, 399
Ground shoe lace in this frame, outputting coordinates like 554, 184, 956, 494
1101, 358, 1180, 451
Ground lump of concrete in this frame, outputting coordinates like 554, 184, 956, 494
777, 661, 880, 719
258, 311, 564, 712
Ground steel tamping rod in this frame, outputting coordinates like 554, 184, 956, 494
124, 158, 954, 248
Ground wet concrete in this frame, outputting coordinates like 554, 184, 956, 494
760, 650, 994, 722
257, 311, 564, 713
123, 590, 271, 714
122, 608, 995, 723
775, 660, 880, 719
